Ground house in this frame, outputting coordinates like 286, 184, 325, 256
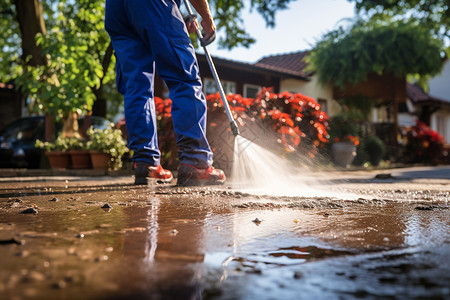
154, 50, 341, 118
255, 51, 340, 116
427, 60, 450, 145
253, 54, 403, 158
189, 50, 450, 148
395, 59, 450, 148
404, 83, 450, 143
154, 52, 310, 100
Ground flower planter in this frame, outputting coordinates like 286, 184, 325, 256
46, 151, 71, 169
332, 142, 356, 168
69, 150, 91, 169
89, 151, 111, 170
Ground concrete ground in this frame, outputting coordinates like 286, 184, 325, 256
0, 165, 449, 300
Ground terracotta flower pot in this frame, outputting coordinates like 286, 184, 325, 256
46, 151, 71, 169
89, 151, 111, 170
69, 150, 91, 169
332, 142, 356, 168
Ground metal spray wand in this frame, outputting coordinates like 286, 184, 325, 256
182, 0, 240, 137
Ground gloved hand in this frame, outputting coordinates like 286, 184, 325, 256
183, 13, 216, 46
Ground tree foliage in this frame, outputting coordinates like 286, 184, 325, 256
0, 0, 295, 122
308, 19, 444, 87
348, 0, 450, 47
1, 0, 118, 119
0, 0, 24, 82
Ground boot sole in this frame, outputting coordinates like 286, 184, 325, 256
176, 180, 225, 187
134, 176, 173, 185
176, 174, 225, 186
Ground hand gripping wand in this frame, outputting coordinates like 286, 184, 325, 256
182, 0, 240, 137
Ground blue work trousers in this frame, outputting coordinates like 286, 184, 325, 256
105, 0, 213, 168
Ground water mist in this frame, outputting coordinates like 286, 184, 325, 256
231, 135, 351, 198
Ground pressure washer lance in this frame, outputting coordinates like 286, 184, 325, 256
182, 0, 240, 137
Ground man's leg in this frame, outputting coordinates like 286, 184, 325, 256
126, 0, 213, 169
108, 0, 223, 185
105, 0, 172, 184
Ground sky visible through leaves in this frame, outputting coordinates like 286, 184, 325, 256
206, 0, 356, 63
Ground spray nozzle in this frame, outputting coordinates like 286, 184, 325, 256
230, 121, 240, 137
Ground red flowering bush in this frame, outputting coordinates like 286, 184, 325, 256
154, 88, 330, 171
403, 120, 445, 164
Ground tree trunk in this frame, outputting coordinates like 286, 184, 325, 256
62, 111, 81, 139
14, 0, 56, 141
92, 88, 107, 118
92, 42, 114, 118
44, 114, 54, 141
14, 0, 46, 66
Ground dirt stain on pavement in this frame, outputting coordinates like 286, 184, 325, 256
0, 176, 449, 299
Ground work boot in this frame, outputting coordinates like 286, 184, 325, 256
134, 163, 173, 185
177, 163, 226, 186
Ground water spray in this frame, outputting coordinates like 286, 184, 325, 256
183, 0, 240, 137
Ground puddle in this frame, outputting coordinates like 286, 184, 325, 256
0, 182, 449, 299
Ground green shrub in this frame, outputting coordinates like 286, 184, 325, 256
352, 135, 386, 166
364, 135, 386, 166
35, 135, 71, 152
86, 124, 129, 169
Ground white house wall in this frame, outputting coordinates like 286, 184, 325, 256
428, 60, 450, 145
431, 109, 450, 145
429, 60, 450, 100
280, 76, 341, 116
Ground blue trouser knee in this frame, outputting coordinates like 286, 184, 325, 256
105, 0, 213, 168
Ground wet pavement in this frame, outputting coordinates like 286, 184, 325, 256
0, 166, 449, 300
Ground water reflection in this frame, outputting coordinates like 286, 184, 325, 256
119, 196, 211, 299
144, 197, 159, 263
117, 198, 449, 299
1, 192, 448, 300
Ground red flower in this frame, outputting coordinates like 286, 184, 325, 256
154, 87, 330, 163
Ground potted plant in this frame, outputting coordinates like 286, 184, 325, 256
86, 124, 128, 170
66, 137, 91, 169
36, 135, 71, 169
329, 114, 361, 167
332, 135, 360, 167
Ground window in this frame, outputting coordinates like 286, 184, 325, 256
203, 78, 236, 95
244, 84, 261, 98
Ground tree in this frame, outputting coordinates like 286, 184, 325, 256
1, 0, 117, 128
308, 18, 445, 154
14, 0, 47, 67
347, 0, 450, 53
1, 0, 295, 122
308, 19, 444, 88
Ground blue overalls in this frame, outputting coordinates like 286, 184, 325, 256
105, 0, 213, 168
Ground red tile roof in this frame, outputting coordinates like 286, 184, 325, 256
197, 52, 309, 79
255, 51, 310, 78
406, 83, 450, 105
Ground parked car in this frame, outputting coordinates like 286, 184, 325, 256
0, 116, 111, 168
